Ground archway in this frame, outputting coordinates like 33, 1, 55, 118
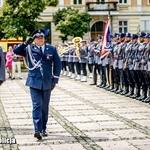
91, 21, 105, 40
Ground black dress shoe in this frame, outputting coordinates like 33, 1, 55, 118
42, 131, 48, 137
34, 132, 42, 140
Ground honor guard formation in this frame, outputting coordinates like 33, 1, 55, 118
58, 33, 150, 104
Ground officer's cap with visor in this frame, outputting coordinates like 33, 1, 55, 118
131, 34, 138, 39
119, 33, 126, 38
144, 33, 150, 38
97, 35, 103, 40
89, 38, 95, 42
125, 33, 131, 38
139, 32, 146, 37
31, 29, 45, 38
81, 40, 87, 43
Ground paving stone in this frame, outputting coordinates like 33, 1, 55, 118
0, 73, 150, 150
96, 141, 138, 150
50, 143, 86, 150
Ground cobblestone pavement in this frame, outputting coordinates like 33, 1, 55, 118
0, 72, 150, 150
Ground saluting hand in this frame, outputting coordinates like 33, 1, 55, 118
26, 37, 35, 45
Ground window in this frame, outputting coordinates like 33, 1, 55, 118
74, 0, 82, 5
119, 0, 127, 3
119, 21, 128, 33
140, 20, 150, 33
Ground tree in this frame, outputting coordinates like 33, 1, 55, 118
0, 0, 58, 40
52, 7, 92, 42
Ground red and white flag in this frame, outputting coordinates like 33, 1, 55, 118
101, 18, 111, 59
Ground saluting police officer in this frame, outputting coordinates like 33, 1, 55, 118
13, 29, 61, 140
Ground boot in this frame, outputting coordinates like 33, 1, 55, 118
107, 84, 114, 91
125, 87, 134, 97
115, 85, 123, 94
70, 74, 76, 79
111, 84, 119, 92
130, 88, 140, 99
81, 76, 87, 82
120, 86, 129, 95
143, 88, 150, 103
103, 85, 110, 90
99, 82, 106, 88
97, 82, 103, 87
137, 90, 147, 101
89, 73, 97, 85
75, 75, 81, 80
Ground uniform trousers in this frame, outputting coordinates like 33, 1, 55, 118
88, 64, 93, 73
125, 68, 135, 88
30, 87, 51, 133
113, 67, 120, 85
67, 62, 72, 72
140, 70, 148, 91
130, 70, 140, 89
80, 63, 87, 76
70, 62, 75, 74
61, 61, 67, 71
75, 62, 81, 75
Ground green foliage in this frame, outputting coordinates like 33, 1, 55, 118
0, 0, 58, 40
52, 7, 92, 41
46, 0, 58, 6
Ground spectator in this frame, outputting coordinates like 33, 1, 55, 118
11, 45, 22, 80
5, 46, 13, 79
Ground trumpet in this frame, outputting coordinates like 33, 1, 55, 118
72, 37, 82, 59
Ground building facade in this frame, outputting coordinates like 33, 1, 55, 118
1, 0, 150, 46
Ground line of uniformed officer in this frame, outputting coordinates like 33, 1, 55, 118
101, 32, 150, 104
58, 33, 150, 104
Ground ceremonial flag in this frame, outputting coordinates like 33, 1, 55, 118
101, 18, 111, 59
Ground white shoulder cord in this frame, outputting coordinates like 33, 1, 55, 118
23, 45, 43, 77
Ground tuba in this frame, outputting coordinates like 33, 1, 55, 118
72, 37, 82, 59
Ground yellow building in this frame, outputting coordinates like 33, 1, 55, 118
40, 0, 150, 45
1, 0, 150, 46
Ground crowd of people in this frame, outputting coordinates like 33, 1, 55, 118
58, 32, 150, 104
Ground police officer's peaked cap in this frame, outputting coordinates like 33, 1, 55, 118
116, 34, 121, 39
89, 38, 95, 42
125, 33, 131, 38
131, 34, 138, 39
68, 41, 74, 45
31, 29, 45, 38
110, 34, 114, 38
144, 33, 150, 38
120, 33, 126, 38
81, 40, 87, 43
139, 32, 146, 37
114, 33, 119, 37
97, 35, 103, 39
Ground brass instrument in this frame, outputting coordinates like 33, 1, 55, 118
72, 37, 82, 59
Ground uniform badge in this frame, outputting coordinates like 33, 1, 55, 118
46, 54, 52, 60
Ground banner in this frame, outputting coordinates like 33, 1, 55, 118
101, 18, 111, 59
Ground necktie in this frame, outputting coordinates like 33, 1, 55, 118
40, 47, 43, 54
